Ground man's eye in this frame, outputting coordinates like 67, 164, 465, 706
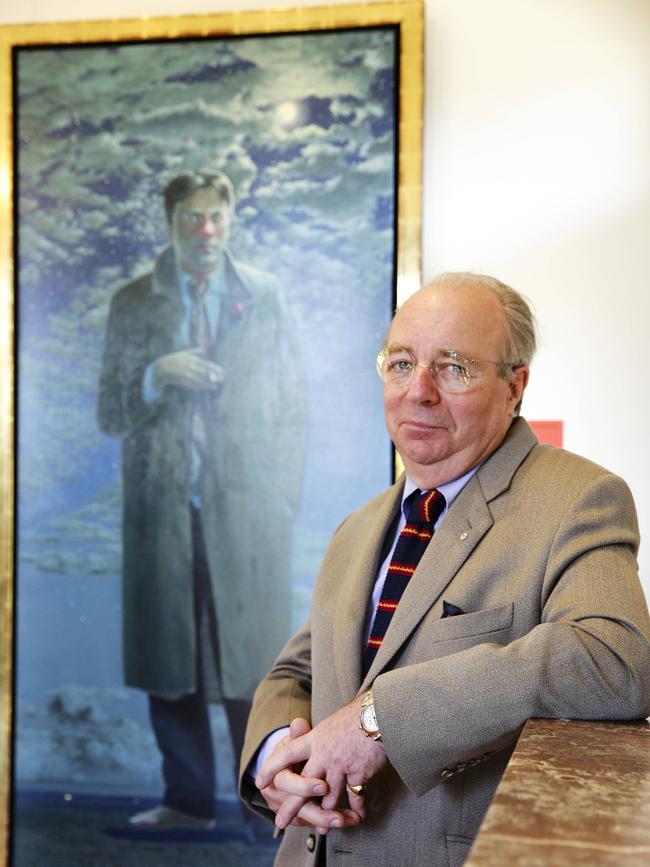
439, 362, 469, 379
387, 358, 413, 373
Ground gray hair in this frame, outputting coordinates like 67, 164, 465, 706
434, 272, 537, 371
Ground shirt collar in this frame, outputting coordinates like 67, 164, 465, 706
177, 260, 227, 302
401, 463, 481, 520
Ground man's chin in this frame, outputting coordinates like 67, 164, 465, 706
395, 430, 451, 467
397, 424, 448, 447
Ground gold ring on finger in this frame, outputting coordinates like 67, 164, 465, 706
346, 781, 367, 796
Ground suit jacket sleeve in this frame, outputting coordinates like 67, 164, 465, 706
374, 469, 650, 797
239, 619, 313, 817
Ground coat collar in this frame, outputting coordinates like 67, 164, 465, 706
151, 245, 253, 307
476, 416, 538, 501
151, 246, 182, 301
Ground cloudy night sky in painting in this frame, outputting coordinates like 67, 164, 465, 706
14, 27, 396, 797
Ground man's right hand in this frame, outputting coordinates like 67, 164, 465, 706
258, 718, 362, 835
152, 348, 224, 392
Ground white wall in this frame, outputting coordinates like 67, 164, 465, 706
2, 0, 649, 596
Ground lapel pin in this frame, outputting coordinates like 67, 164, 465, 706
459, 531, 469, 541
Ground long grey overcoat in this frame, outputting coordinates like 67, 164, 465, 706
98, 246, 307, 699
240, 418, 650, 867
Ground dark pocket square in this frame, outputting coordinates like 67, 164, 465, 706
442, 600, 464, 618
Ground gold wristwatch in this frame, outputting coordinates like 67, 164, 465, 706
359, 690, 382, 741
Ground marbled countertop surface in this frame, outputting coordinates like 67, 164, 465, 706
465, 718, 650, 866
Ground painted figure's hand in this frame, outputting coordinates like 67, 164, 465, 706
152, 348, 223, 391
257, 717, 362, 835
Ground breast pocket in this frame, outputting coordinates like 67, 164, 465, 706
432, 602, 514, 643
407, 602, 515, 662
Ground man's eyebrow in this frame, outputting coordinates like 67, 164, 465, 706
384, 344, 474, 360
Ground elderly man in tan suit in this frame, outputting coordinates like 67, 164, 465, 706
240, 273, 650, 867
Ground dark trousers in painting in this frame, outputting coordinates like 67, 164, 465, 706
148, 505, 251, 820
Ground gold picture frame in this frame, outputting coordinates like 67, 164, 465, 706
0, 1, 422, 862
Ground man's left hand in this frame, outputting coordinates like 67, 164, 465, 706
256, 694, 387, 831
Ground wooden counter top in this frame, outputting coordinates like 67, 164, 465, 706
465, 718, 650, 866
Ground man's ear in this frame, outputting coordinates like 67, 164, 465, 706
508, 366, 529, 413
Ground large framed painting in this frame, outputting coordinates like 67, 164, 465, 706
0, 2, 423, 864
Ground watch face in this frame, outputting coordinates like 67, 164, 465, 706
362, 703, 378, 733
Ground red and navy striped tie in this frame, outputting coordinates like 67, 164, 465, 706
363, 488, 446, 676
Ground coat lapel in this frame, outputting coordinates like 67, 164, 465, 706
332, 481, 405, 701
151, 246, 187, 349
361, 418, 539, 688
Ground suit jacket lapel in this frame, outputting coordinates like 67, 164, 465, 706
333, 481, 405, 701
361, 418, 539, 688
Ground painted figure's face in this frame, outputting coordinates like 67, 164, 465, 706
382, 280, 528, 488
170, 186, 232, 277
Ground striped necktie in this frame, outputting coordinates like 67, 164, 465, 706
363, 488, 446, 677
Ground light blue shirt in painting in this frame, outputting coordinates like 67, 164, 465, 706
142, 261, 228, 404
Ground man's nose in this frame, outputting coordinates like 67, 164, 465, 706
406, 364, 441, 403
197, 214, 217, 236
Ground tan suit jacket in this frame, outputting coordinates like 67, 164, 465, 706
241, 418, 650, 867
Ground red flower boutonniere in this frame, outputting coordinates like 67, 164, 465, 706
230, 300, 245, 318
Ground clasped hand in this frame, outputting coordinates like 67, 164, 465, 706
255, 695, 387, 834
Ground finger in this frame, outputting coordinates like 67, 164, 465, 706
274, 767, 327, 799
257, 734, 312, 789
289, 717, 312, 739
338, 808, 364, 826
274, 793, 308, 830
181, 360, 206, 378
259, 785, 284, 814
346, 790, 367, 821
203, 362, 224, 383
320, 770, 345, 811
278, 795, 346, 832
260, 783, 324, 820
292, 802, 362, 831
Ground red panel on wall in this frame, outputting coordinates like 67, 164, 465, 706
529, 420, 563, 448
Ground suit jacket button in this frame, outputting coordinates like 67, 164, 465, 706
307, 834, 316, 852
441, 768, 455, 779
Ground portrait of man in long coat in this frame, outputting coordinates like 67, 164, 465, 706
97, 170, 308, 832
